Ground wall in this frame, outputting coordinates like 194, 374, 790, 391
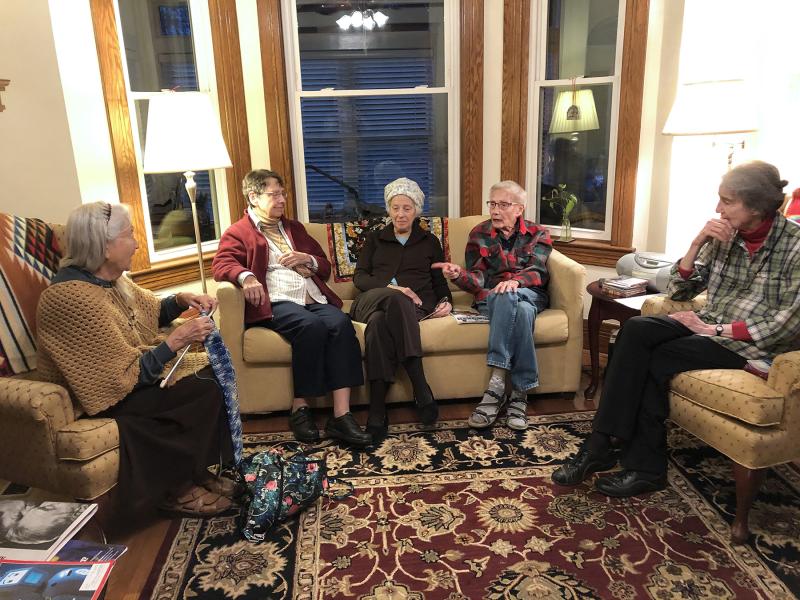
0, 0, 83, 223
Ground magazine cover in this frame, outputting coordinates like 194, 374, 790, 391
0, 560, 113, 600
52, 540, 127, 563
0, 499, 97, 561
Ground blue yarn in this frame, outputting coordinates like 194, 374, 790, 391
203, 323, 244, 466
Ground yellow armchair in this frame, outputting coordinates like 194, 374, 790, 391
641, 295, 800, 543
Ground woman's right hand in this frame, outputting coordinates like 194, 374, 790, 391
166, 316, 215, 352
693, 218, 735, 246
242, 275, 266, 306
388, 284, 422, 306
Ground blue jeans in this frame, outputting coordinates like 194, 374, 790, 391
476, 287, 549, 392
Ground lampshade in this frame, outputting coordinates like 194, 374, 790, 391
143, 91, 232, 173
662, 79, 757, 136
549, 89, 599, 134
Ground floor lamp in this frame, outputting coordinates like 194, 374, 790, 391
662, 79, 758, 170
143, 91, 232, 293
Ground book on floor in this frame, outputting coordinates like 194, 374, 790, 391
450, 310, 490, 324
0, 559, 114, 600
0, 499, 97, 561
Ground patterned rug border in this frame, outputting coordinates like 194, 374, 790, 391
143, 412, 800, 600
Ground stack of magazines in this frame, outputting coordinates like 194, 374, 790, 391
600, 276, 648, 298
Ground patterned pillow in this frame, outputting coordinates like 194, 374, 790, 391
326, 216, 450, 282
0, 214, 62, 375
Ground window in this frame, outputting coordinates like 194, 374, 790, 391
283, 0, 459, 222
117, 0, 226, 257
529, 0, 624, 241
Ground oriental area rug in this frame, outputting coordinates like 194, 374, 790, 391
140, 413, 800, 599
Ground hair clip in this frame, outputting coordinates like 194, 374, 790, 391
103, 203, 112, 223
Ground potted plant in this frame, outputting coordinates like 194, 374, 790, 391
542, 184, 578, 242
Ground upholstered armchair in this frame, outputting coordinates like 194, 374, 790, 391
642, 295, 800, 543
0, 215, 118, 501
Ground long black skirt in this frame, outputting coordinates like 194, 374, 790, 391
96, 366, 233, 513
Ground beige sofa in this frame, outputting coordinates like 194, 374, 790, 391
642, 295, 800, 542
217, 215, 586, 414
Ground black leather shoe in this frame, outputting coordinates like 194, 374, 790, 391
594, 470, 666, 497
289, 406, 320, 443
415, 385, 439, 426
551, 447, 618, 486
325, 412, 372, 447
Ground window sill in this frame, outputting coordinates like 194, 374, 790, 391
130, 253, 216, 291
552, 239, 634, 268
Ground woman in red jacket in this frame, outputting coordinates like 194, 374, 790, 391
212, 170, 370, 447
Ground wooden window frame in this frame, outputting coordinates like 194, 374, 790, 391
90, 0, 251, 289
503, 0, 648, 267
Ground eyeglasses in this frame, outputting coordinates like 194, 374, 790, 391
485, 200, 516, 210
262, 190, 288, 199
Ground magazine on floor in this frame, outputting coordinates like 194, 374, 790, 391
0, 559, 114, 600
53, 540, 127, 562
0, 499, 97, 561
450, 310, 490, 324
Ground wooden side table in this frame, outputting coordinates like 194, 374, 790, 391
584, 280, 651, 399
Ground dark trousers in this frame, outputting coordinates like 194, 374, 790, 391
254, 301, 364, 397
350, 287, 424, 382
594, 315, 746, 475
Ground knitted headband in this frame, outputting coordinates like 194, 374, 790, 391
384, 178, 425, 215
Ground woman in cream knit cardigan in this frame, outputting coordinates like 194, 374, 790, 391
37, 202, 235, 518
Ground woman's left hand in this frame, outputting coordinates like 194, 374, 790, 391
430, 301, 452, 319
278, 251, 314, 269
177, 292, 217, 314
668, 310, 713, 335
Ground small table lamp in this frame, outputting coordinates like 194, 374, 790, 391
662, 79, 758, 169
143, 90, 232, 293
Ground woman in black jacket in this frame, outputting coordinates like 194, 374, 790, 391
350, 178, 452, 441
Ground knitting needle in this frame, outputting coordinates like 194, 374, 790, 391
160, 305, 217, 389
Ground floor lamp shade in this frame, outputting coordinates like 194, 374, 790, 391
142, 91, 232, 174
549, 89, 600, 134
662, 79, 757, 136
142, 91, 232, 293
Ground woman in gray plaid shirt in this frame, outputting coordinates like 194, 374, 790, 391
553, 161, 799, 497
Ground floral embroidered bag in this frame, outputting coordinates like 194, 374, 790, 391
240, 447, 352, 542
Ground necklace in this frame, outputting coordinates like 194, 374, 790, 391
107, 286, 157, 344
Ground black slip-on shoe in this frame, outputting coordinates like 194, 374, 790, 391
415, 385, 438, 426
289, 406, 320, 443
551, 447, 618, 486
594, 469, 667, 497
325, 412, 372, 447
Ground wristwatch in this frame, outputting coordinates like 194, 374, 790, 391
715, 324, 724, 336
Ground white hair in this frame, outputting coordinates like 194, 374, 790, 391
61, 202, 135, 300
490, 180, 527, 205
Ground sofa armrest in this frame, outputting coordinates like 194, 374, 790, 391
217, 281, 246, 356
767, 350, 800, 398
0, 378, 75, 429
641, 293, 708, 317
547, 250, 586, 320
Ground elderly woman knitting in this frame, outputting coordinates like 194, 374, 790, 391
349, 178, 452, 441
212, 169, 371, 447
37, 202, 236, 518
434, 180, 552, 431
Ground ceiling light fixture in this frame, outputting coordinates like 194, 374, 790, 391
336, 9, 388, 31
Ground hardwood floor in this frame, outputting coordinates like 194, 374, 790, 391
102, 369, 600, 600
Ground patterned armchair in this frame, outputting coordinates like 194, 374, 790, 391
0, 214, 118, 500
642, 295, 800, 543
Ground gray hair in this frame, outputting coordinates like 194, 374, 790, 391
490, 180, 527, 205
384, 177, 425, 216
61, 202, 131, 272
242, 169, 284, 207
720, 161, 788, 218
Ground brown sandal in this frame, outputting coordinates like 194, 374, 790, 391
159, 484, 234, 518
196, 474, 243, 499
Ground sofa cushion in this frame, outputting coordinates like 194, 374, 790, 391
242, 309, 568, 363
57, 417, 119, 461
670, 369, 784, 426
